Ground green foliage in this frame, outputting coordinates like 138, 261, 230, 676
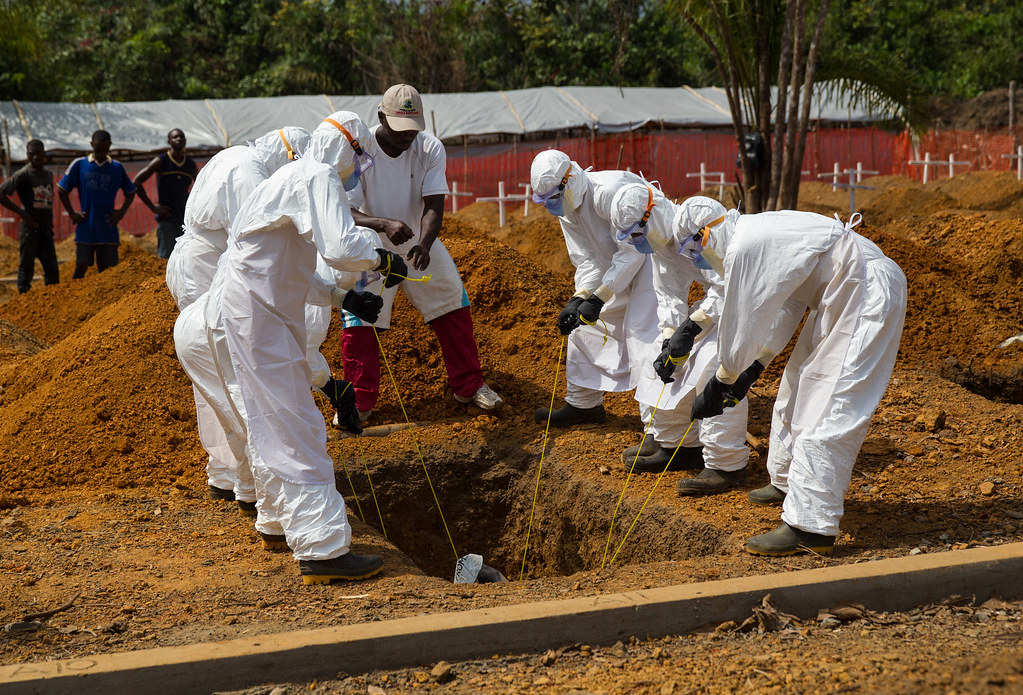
824, 0, 1023, 99
0, 0, 1019, 102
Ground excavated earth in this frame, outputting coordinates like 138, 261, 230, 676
2, 172, 1023, 693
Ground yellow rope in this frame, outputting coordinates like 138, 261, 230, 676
609, 419, 697, 566
601, 381, 666, 569
355, 434, 388, 539
373, 325, 459, 562
315, 390, 364, 522
519, 335, 565, 581
337, 451, 365, 523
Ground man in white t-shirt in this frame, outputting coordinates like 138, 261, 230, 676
342, 83, 502, 419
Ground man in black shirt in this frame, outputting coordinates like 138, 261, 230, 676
0, 139, 59, 292
133, 128, 199, 258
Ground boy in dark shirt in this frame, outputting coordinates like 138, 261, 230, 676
56, 130, 136, 279
133, 128, 199, 258
0, 139, 59, 293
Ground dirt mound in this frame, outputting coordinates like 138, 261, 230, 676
0, 276, 200, 492
927, 171, 1023, 211
0, 245, 166, 343
868, 213, 1023, 372
861, 187, 958, 226
0, 318, 48, 361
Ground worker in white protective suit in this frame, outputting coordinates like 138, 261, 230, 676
528, 151, 704, 472
167, 127, 312, 310
677, 198, 907, 556
607, 184, 751, 487
215, 137, 408, 583
167, 127, 312, 506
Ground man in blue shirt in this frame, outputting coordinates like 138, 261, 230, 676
56, 130, 136, 279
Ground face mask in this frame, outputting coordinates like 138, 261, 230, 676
543, 194, 565, 217
628, 235, 655, 254
341, 169, 361, 192
615, 187, 656, 252
532, 166, 574, 218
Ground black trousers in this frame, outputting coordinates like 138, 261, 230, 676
18, 224, 60, 293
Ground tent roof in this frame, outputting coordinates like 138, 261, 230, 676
0, 83, 895, 158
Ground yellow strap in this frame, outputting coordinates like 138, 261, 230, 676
324, 117, 359, 150
278, 129, 294, 160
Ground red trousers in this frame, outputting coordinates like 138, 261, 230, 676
341, 306, 485, 412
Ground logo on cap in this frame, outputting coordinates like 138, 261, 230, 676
400, 98, 415, 113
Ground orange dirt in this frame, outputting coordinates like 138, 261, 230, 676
2, 172, 1023, 692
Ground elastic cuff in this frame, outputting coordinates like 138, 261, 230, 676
754, 345, 775, 365
572, 289, 593, 299
715, 364, 740, 384
660, 326, 675, 340
329, 287, 347, 308
690, 309, 714, 332
592, 285, 614, 303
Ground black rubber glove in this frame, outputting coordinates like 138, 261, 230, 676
320, 378, 362, 434
730, 360, 766, 402
375, 248, 408, 289
341, 289, 384, 323
653, 319, 703, 383
578, 295, 605, 324
653, 339, 676, 383
557, 296, 585, 335
691, 375, 742, 420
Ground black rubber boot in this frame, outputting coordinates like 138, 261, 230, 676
299, 552, 384, 584
208, 485, 235, 502
745, 523, 835, 557
747, 484, 786, 506
620, 438, 660, 463
625, 445, 704, 474
677, 466, 748, 496
238, 500, 257, 517
533, 402, 606, 427
260, 533, 289, 552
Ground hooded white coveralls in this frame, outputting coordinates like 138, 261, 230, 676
217, 157, 379, 559
168, 130, 310, 494
555, 169, 662, 407
710, 210, 906, 536
633, 204, 750, 471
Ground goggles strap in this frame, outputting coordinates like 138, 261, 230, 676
278, 129, 295, 160
324, 118, 364, 155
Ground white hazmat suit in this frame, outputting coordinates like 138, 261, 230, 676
609, 186, 750, 475
679, 204, 907, 541
169, 128, 311, 498
529, 151, 662, 416
219, 156, 380, 561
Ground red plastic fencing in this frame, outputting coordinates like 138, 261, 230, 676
4, 128, 1021, 240
891, 129, 1022, 182
447, 127, 903, 206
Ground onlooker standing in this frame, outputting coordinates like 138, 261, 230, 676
343, 83, 503, 420
56, 130, 136, 279
133, 128, 198, 258
0, 139, 59, 292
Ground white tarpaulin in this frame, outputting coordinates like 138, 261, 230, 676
1, 83, 895, 158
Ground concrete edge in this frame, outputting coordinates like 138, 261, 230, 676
3, 542, 1022, 694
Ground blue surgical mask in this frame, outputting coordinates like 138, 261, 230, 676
628, 235, 655, 254
342, 170, 361, 192
543, 195, 565, 217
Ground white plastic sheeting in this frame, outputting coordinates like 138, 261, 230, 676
0, 83, 893, 157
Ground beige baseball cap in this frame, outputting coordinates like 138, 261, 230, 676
379, 83, 426, 132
